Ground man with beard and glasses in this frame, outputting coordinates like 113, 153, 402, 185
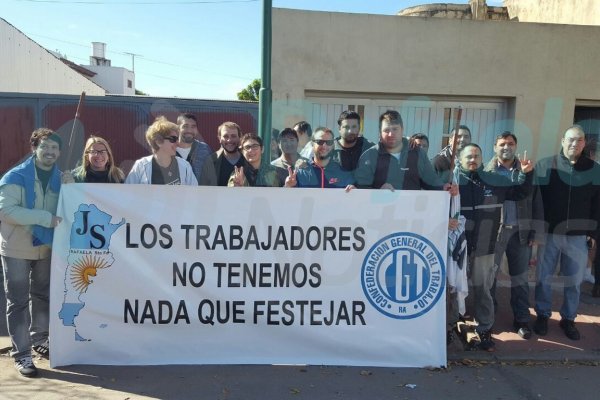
210, 121, 245, 186
433, 125, 472, 182
176, 113, 216, 185
484, 131, 544, 340
332, 110, 374, 171
0, 128, 63, 377
355, 110, 451, 192
271, 128, 309, 186
284, 127, 354, 190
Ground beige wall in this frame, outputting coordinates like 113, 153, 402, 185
504, 0, 600, 26
0, 19, 105, 96
272, 8, 600, 158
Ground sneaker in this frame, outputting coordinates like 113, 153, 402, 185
559, 319, 580, 341
32, 339, 49, 359
15, 356, 38, 377
533, 315, 549, 336
477, 330, 496, 352
513, 321, 532, 340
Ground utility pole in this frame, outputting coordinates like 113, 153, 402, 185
124, 52, 142, 72
258, 0, 273, 161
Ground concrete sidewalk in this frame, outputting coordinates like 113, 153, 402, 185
447, 278, 600, 362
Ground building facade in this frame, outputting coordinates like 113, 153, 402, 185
271, 8, 600, 160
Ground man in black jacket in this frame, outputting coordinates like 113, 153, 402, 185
433, 125, 471, 182
533, 125, 600, 341
333, 110, 374, 171
484, 132, 544, 340
458, 143, 533, 351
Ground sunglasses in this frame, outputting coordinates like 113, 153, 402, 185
164, 136, 179, 143
313, 139, 334, 146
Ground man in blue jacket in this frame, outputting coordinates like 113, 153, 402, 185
0, 128, 63, 377
284, 127, 354, 190
533, 125, 600, 340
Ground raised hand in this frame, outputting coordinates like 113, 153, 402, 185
284, 166, 298, 187
519, 150, 534, 173
232, 166, 246, 187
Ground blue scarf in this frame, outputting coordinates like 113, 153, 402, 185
0, 155, 61, 246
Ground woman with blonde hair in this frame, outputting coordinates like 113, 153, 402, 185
64, 136, 125, 183
125, 116, 197, 185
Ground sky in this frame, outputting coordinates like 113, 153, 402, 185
2, 0, 502, 100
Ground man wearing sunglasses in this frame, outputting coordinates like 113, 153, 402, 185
355, 110, 446, 191
284, 127, 354, 190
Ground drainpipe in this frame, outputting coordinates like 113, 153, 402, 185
258, 0, 273, 162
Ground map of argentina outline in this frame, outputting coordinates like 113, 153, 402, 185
58, 204, 125, 341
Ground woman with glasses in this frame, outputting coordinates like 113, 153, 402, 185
63, 136, 125, 183
228, 132, 280, 187
125, 116, 198, 185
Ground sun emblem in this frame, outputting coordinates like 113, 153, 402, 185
70, 254, 110, 292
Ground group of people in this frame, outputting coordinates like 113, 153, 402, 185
1, 108, 599, 376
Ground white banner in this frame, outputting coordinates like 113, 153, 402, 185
50, 184, 449, 368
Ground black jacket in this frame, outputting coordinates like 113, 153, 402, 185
484, 157, 544, 245
458, 166, 532, 256
333, 136, 375, 172
534, 151, 600, 238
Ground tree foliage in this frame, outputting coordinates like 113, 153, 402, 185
237, 79, 261, 101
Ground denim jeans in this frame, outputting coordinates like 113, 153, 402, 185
470, 254, 497, 333
493, 226, 532, 323
1, 256, 50, 358
534, 234, 587, 321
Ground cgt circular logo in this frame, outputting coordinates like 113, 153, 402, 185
361, 232, 445, 319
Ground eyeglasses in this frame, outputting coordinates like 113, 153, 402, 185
313, 139, 334, 146
86, 150, 108, 156
164, 136, 179, 143
242, 143, 261, 151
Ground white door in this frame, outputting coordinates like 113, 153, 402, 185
306, 97, 506, 161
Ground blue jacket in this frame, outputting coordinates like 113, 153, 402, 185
297, 160, 354, 188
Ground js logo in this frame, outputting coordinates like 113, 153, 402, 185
70, 204, 125, 251
361, 232, 445, 319
75, 210, 108, 249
